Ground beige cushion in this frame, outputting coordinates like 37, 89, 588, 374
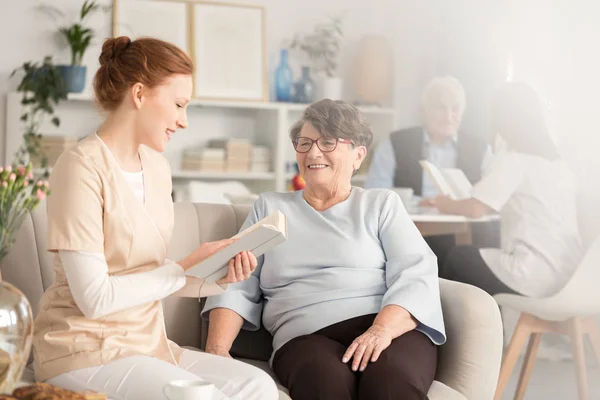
428, 381, 468, 400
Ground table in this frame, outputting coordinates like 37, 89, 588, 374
408, 206, 499, 245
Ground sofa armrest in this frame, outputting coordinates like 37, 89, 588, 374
164, 296, 203, 349
436, 279, 503, 400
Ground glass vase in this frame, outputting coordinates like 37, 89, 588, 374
0, 280, 34, 394
293, 66, 315, 103
275, 49, 293, 102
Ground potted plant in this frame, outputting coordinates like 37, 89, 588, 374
291, 16, 344, 100
56, 0, 100, 93
10, 56, 68, 176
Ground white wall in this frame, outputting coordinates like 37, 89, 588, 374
428, 0, 600, 175
431, 0, 511, 141
0, 0, 440, 164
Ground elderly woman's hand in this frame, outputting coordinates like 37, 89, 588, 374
342, 324, 393, 372
216, 251, 258, 285
205, 344, 233, 358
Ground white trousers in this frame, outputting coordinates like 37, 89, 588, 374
46, 350, 279, 400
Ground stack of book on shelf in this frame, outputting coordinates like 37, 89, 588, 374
31, 135, 79, 168
250, 146, 271, 172
181, 139, 272, 173
208, 139, 253, 172
181, 148, 226, 171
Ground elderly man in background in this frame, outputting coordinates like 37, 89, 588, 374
364, 76, 493, 268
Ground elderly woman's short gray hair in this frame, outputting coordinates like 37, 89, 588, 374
289, 99, 374, 150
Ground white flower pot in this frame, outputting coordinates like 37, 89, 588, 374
318, 77, 343, 100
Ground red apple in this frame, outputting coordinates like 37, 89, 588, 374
291, 174, 306, 190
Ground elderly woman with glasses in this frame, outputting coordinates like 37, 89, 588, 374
202, 99, 445, 400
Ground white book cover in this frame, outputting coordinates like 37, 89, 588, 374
419, 160, 473, 200
185, 210, 287, 282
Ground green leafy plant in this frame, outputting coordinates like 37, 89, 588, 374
290, 16, 344, 78
59, 0, 100, 65
0, 162, 50, 261
10, 56, 68, 173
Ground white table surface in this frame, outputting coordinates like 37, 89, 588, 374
408, 206, 499, 223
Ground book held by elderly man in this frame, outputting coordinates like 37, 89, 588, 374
185, 210, 287, 282
420, 160, 473, 200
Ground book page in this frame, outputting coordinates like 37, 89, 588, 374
419, 160, 454, 197
441, 168, 473, 199
232, 210, 286, 239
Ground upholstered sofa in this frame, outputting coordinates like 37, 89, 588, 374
0, 201, 503, 399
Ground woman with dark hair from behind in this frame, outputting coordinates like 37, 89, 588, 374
435, 82, 584, 298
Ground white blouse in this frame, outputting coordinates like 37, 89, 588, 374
472, 151, 584, 297
59, 165, 226, 320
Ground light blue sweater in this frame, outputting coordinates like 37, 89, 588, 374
202, 188, 446, 361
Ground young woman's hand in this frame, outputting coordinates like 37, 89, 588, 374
216, 251, 258, 285
432, 195, 454, 213
434, 196, 493, 218
177, 239, 236, 271
418, 197, 437, 207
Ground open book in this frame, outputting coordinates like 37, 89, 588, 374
419, 160, 473, 200
185, 210, 287, 282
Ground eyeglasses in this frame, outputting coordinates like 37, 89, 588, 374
292, 136, 355, 153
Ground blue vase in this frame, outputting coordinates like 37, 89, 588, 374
275, 49, 293, 102
57, 65, 87, 93
293, 66, 315, 103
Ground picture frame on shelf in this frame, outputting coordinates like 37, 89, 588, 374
190, 1, 267, 102
112, 0, 190, 53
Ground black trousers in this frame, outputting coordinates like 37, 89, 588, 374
441, 245, 518, 296
273, 314, 437, 400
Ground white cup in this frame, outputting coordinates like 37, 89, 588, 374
163, 380, 215, 400
392, 187, 414, 207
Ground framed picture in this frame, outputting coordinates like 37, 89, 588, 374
112, 0, 189, 54
190, 2, 267, 101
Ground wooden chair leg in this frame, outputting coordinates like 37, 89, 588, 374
584, 319, 600, 367
494, 314, 533, 400
568, 317, 589, 400
514, 332, 542, 400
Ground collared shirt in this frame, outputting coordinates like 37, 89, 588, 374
421, 132, 458, 197
365, 129, 460, 196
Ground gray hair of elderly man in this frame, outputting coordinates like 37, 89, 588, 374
420, 76, 466, 113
